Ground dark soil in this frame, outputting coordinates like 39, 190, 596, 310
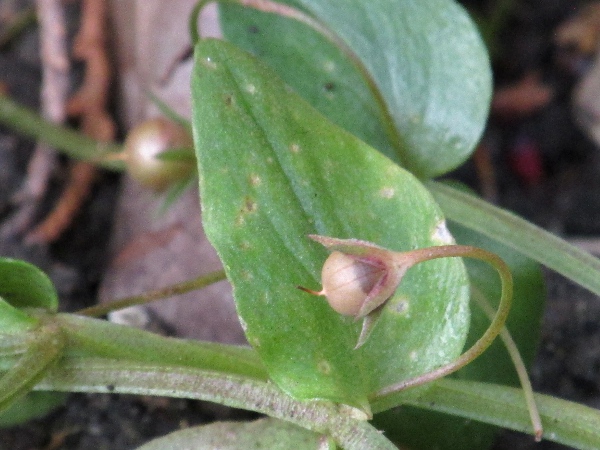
1, 0, 600, 448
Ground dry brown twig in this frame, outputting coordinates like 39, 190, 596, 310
27, 0, 115, 243
0, 0, 69, 239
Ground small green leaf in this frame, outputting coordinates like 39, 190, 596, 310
158, 174, 196, 214
0, 298, 38, 334
192, 39, 469, 408
137, 418, 323, 450
0, 391, 67, 427
221, 0, 492, 177
0, 258, 58, 312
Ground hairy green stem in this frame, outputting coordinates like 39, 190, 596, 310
471, 286, 542, 441
36, 357, 396, 450
77, 270, 227, 317
0, 94, 124, 170
373, 245, 512, 397
189, 0, 408, 168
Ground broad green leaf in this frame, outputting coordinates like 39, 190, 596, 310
137, 418, 323, 450
220, 2, 396, 163
0, 258, 58, 312
220, 0, 491, 177
374, 219, 546, 449
192, 39, 469, 408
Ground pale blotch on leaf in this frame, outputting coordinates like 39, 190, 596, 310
379, 187, 395, 199
290, 143, 301, 153
317, 359, 332, 375
409, 114, 422, 124
239, 240, 251, 250
241, 270, 253, 281
266, 157, 274, 164
249, 335, 261, 348
409, 350, 418, 361
245, 83, 257, 94
249, 174, 261, 186
431, 220, 454, 245
323, 60, 335, 72
202, 57, 217, 70
235, 215, 245, 227
390, 297, 409, 315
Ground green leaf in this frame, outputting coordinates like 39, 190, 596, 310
394, 378, 600, 450
220, 2, 396, 164
56, 314, 267, 381
137, 418, 324, 450
220, 0, 492, 177
0, 392, 67, 427
0, 258, 58, 312
192, 38, 469, 408
0, 299, 38, 334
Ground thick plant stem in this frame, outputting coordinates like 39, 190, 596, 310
77, 270, 227, 317
471, 287, 543, 441
0, 94, 124, 170
189, 0, 408, 168
38, 357, 397, 450
373, 245, 512, 397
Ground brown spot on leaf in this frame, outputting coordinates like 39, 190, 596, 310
242, 196, 257, 213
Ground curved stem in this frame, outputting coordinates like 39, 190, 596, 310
76, 270, 227, 317
471, 286, 542, 441
373, 245, 513, 397
189, 0, 407, 167
0, 94, 124, 171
